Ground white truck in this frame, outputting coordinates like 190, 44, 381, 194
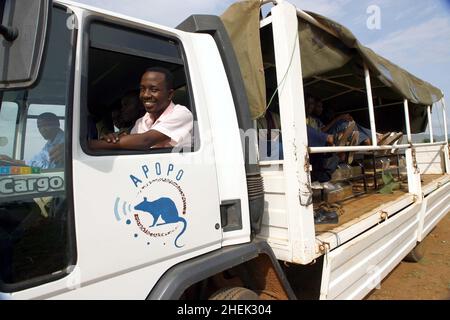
0, 0, 448, 300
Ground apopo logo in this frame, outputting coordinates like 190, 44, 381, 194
114, 162, 188, 248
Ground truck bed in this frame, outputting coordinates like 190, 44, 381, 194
421, 174, 449, 195
314, 189, 408, 233
258, 160, 450, 263
315, 174, 449, 233
314, 173, 450, 250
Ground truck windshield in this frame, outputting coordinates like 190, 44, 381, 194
0, 6, 74, 290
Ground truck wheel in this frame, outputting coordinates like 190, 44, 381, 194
209, 287, 260, 300
403, 241, 425, 262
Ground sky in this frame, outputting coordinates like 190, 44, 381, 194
73, 0, 450, 138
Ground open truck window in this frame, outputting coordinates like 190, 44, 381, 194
83, 21, 197, 154
0, 6, 75, 291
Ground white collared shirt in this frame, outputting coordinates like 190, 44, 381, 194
130, 102, 193, 148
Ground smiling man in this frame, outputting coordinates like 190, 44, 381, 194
89, 67, 193, 150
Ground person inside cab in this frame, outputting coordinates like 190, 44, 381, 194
96, 90, 145, 143
0, 112, 64, 169
89, 67, 193, 150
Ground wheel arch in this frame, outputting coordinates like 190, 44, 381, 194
146, 241, 296, 300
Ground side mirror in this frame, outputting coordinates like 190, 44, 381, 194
0, 0, 51, 90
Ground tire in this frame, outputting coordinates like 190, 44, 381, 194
209, 287, 260, 300
403, 241, 425, 262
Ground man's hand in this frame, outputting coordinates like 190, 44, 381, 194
0, 154, 13, 161
88, 138, 129, 150
0, 154, 25, 165
100, 132, 120, 143
89, 130, 170, 151
49, 144, 64, 165
337, 114, 353, 121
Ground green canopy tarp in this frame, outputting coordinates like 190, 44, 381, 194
304, 11, 443, 106
221, 0, 266, 120
220, 0, 443, 120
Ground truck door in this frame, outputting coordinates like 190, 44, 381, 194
68, 13, 223, 296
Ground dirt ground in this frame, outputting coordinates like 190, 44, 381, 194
366, 212, 450, 300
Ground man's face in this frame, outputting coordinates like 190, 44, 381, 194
112, 96, 142, 128
37, 118, 59, 140
314, 101, 323, 116
306, 97, 315, 115
139, 71, 174, 116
